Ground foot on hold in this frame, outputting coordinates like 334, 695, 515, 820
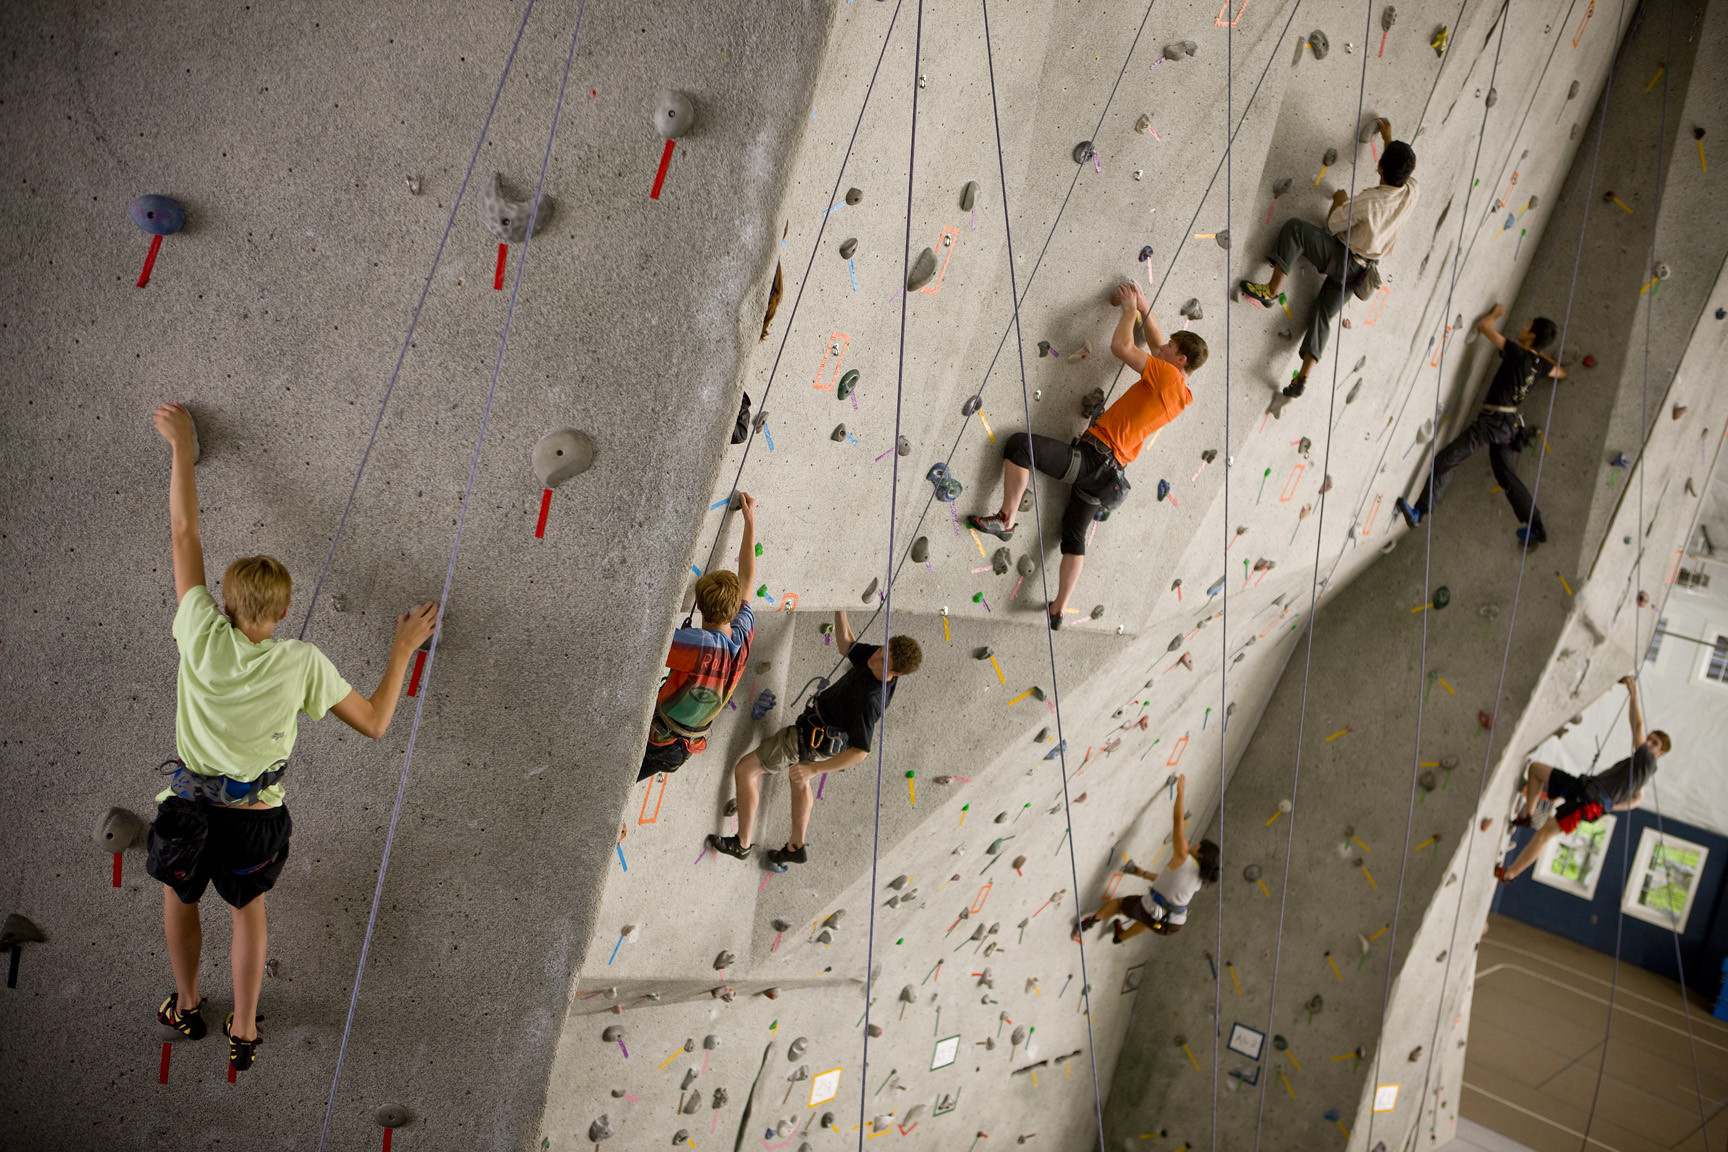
1516, 526, 1545, 548
709, 833, 751, 861
968, 513, 1014, 541
1047, 608, 1063, 632
1238, 280, 1276, 309
1510, 814, 1531, 828
158, 992, 207, 1040
1282, 373, 1307, 399
767, 843, 808, 868
223, 1014, 260, 1073
1070, 916, 1098, 944
1395, 497, 1421, 529
1493, 865, 1513, 885
1109, 920, 1129, 944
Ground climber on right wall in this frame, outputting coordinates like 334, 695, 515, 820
1239, 117, 1418, 398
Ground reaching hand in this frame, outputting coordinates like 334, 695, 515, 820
736, 491, 757, 524
1488, 303, 1506, 319
153, 402, 196, 455
395, 601, 439, 654
1620, 674, 1638, 690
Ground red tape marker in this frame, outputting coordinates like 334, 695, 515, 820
227, 1061, 237, 1084
650, 138, 676, 200
383, 1128, 393, 1152
158, 1041, 172, 1084
137, 235, 162, 289
112, 853, 122, 888
407, 649, 428, 697
535, 487, 553, 538
494, 243, 508, 290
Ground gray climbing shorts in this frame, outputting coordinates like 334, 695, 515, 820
755, 725, 804, 774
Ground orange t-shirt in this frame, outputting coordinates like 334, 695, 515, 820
1089, 358, 1192, 465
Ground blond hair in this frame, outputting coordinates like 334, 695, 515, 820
694, 570, 743, 625
222, 555, 292, 625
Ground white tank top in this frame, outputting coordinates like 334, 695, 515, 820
1151, 856, 1203, 909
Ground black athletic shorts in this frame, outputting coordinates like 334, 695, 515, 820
1120, 894, 1185, 936
146, 797, 292, 909
1543, 768, 1606, 834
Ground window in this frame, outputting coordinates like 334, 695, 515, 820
1620, 827, 1709, 933
1676, 566, 1710, 590
1706, 634, 1728, 685
1533, 814, 1617, 901
1644, 617, 1667, 665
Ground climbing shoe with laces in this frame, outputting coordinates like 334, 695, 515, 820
223, 1013, 260, 1072
708, 833, 751, 861
157, 992, 207, 1040
1282, 375, 1306, 399
1395, 497, 1421, 529
766, 843, 808, 868
967, 513, 1014, 542
1238, 280, 1277, 309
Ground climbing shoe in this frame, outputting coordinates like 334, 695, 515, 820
157, 992, 207, 1040
967, 513, 1014, 542
766, 843, 808, 868
223, 1014, 260, 1072
1109, 920, 1130, 944
1281, 374, 1307, 399
1047, 609, 1063, 632
1493, 865, 1513, 886
1510, 814, 1532, 828
1071, 915, 1099, 944
1516, 526, 1545, 549
1395, 497, 1421, 529
708, 834, 751, 861
1238, 280, 1277, 308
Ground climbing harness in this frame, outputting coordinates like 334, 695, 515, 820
157, 757, 288, 808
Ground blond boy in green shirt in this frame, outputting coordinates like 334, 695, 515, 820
148, 403, 436, 1072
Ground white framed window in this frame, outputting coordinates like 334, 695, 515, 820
1533, 813, 1617, 901
1643, 617, 1667, 665
1620, 827, 1709, 933
1703, 631, 1728, 686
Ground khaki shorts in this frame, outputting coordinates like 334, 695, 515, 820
755, 725, 804, 774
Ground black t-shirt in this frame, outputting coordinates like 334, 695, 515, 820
1590, 743, 1657, 807
1483, 342, 1546, 408
813, 643, 896, 754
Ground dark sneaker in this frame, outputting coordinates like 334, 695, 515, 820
1282, 374, 1306, 399
223, 1013, 260, 1072
157, 992, 207, 1040
1493, 865, 1513, 885
1048, 609, 1063, 632
1071, 915, 1098, 944
1395, 497, 1421, 529
1238, 280, 1277, 308
967, 513, 1014, 541
1109, 920, 1129, 944
1510, 814, 1531, 828
766, 843, 808, 868
1516, 526, 1545, 549
708, 833, 751, 861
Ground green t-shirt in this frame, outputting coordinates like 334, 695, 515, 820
158, 585, 353, 806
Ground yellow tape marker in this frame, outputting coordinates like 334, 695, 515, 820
1362, 866, 1378, 889
659, 1047, 685, 1070
1183, 1044, 1202, 1071
1645, 65, 1665, 91
1414, 835, 1438, 852
1351, 836, 1371, 854
1257, 878, 1271, 898
1557, 572, 1574, 597
978, 412, 996, 443
1612, 195, 1634, 214
1327, 954, 1343, 982
1006, 688, 1034, 706
989, 654, 1006, 684
1369, 924, 1389, 942
1324, 727, 1352, 743
1281, 1069, 1297, 1098
970, 528, 988, 559
1285, 1048, 1303, 1072
1228, 963, 1242, 996
1438, 677, 1455, 696
943, 616, 951, 643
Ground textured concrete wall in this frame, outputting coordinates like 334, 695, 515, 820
0, 0, 1718, 1151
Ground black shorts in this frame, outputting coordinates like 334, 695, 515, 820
1544, 768, 1605, 833
146, 798, 292, 909
1120, 894, 1184, 936
1003, 433, 1125, 556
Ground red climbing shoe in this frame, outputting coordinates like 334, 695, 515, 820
1493, 865, 1513, 885
967, 513, 1014, 542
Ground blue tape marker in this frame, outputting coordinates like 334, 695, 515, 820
710, 497, 731, 510
616, 844, 627, 871
764, 427, 775, 452
692, 565, 703, 576
848, 258, 859, 292
824, 202, 846, 218
608, 934, 624, 965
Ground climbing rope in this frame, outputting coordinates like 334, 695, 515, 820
313, 4, 590, 1146
1246, 0, 1380, 1143
293, 0, 542, 646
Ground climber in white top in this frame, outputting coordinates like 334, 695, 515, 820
1074, 774, 1221, 944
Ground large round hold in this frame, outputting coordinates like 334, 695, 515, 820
375, 1103, 411, 1129
654, 90, 697, 139
130, 194, 185, 235
1432, 585, 1451, 610
532, 429, 597, 488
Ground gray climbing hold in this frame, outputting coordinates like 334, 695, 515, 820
898, 985, 917, 1003
532, 429, 596, 488
994, 811, 1009, 823
1526, 195, 1540, 210
837, 369, 858, 400
961, 394, 983, 417
479, 173, 552, 244
1090, 605, 1105, 620
1030, 686, 1046, 701
1322, 148, 1339, 167
974, 646, 994, 660
992, 547, 1010, 575
831, 424, 847, 443
1037, 340, 1052, 357
673, 1132, 691, 1146
1418, 770, 1437, 792
1017, 555, 1035, 577
1034, 727, 1049, 742
862, 577, 879, 603
1309, 30, 1330, 58
1163, 42, 1185, 60
1272, 176, 1293, 197
910, 537, 929, 563
682, 1068, 699, 1089
714, 951, 736, 970
888, 875, 910, 890
1382, 6, 1397, 29
375, 1104, 411, 1129
1073, 140, 1096, 164
1168, 634, 1183, 652
986, 837, 1009, 854
705, 1034, 722, 1049
1244, 864, 1262, 882
1011, 1025, 1027, 1046
96, 807, 146, 853
897, 435, 911, 457
1180, 298, 1203, 321
839, 237, 858, 260
788, 1037, 809, 1060
589, 1116, 614, 1143
824, 909, 847, 928
711, 1088, 728, 1108
683, 1092, 702, 1114
1215, 229, 1231, 250
1361, 116, 1385, 142
602, 1025, 624, 1042
845, 187, 863, 205
960, 181, 980, 211
653, 90, 697, 139
1485, 87, 1498, 107
907, 248, 938, 291
1567, 79, 1580, 99
1134, 114, 1152, 134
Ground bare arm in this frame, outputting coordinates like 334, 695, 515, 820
817, 746, 870, 774
734, 492, 758, 594
153, 403, 206, 601
1621, 674, 1647, 747
1476, 303, 1508, 350
1109, 283, 1151, 374
1169, 774, 1190, 865
1611, 789, 1644, 812
833, 609, 856, 650
331, 602, 439, 739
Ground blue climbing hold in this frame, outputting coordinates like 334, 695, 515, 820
1609, 452, 1630, 468
926, 462, 963, 503
1138, 245, 1154, 262
1206, 575, 1226, 596
1157, 479, 1171, 501
1042, 739, 1068, 761
750, 689, 777, 721
130, 194, 185, 236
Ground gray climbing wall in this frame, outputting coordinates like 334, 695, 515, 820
0, 1, 1722, 1152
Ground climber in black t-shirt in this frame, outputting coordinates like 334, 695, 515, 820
1396, 305, 1565, 546
1496, 675, 1670, 883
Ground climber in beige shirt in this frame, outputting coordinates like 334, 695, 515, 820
1239, 117, 1419, 397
